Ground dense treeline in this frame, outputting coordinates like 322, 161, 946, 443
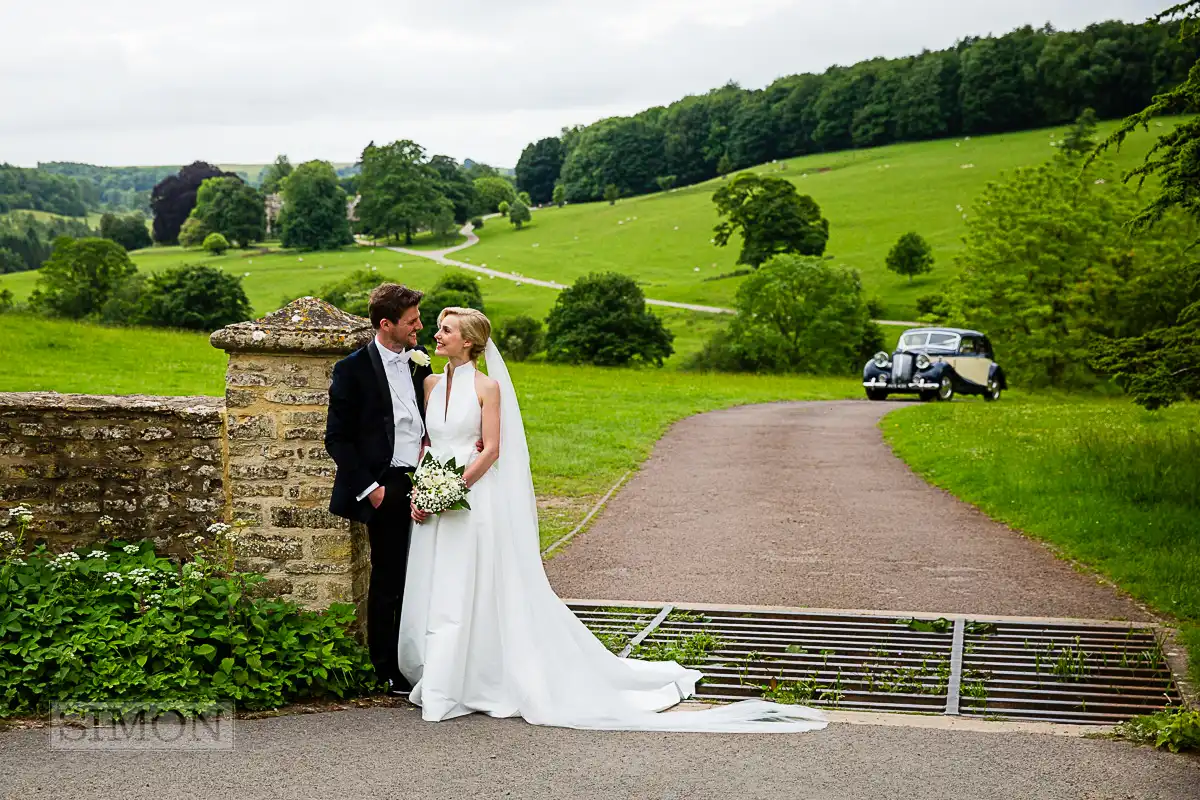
0, 165, 89, 217
516, 20, 1200, 203
39, 162, 179, 213
0, 213, 93, 274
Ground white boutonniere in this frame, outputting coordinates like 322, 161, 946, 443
409, 350, 431, 368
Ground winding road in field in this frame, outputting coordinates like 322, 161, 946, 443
364, 221, 923, 326
546, 400, 1150, 621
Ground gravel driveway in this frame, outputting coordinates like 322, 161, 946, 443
546, 401, 1150, 622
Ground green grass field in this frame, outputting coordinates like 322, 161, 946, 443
883, 397, 1200, 683
461, 119, 1177, 320
0, 313, 858, 547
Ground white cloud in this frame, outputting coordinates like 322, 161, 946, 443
0, 0, 1164, 167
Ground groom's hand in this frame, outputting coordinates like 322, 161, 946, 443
368, 486, 386, 509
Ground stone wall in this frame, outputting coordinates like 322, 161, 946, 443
0, 298, 374, 617
211, 297, 373, 612
0, 393, 225, 552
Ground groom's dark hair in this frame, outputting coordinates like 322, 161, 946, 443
368, 284, 424, 328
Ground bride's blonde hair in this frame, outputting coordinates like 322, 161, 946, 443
437, 307, 491, 361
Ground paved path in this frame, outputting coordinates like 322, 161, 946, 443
365, 223, 923, 324
546, 401, 1150, 621
2, 707, 1196, 800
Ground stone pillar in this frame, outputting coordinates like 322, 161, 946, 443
210, 297, 372, 611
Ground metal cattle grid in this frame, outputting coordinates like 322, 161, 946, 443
567, 602, 1182, 725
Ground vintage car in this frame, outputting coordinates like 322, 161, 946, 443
862, 327, 1006, 402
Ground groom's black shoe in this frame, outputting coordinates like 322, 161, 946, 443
385, 677, 412, 697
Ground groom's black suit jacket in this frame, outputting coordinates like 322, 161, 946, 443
325, 340, 433, 523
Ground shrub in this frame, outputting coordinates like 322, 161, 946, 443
137, 264, 252, 331
203, 232, 230, 255
603, 184, 620, 205
470, 216, 484, 230
1114, 708, 1200, 753
508, 199, 531, 229
28, 236, 136, 318
497, 200, 510, 217
495, 315, 545, 361
178, 216, 210, 248
546, 272, 674, 366
0, 288, 13, 313
0, 515, 376, 717
420, 271, 485, 347
99, 212, 153, 252
318, 269, 380, 318
694, 254, 878, 374
0, 247, 24, 274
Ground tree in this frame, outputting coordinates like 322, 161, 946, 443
1086, 1, 1200, 408
418, 272, 485, 347
429, 198, 458, 241
508, 199, 531, 229
603, 184, 619, 205
712, 173, 830, 267
495, 315, 545, 361
278, 160, 353, 251
190, 177, 265, 247
944, 154, 1198, 389
472, 176, 516, 214
517, 191, 532, 206
150, 162, 236, 244
546, 272, 674, 366
0, 247, 23, 274
178, 216, 210, 248
498, 200, 510, 217
515, 137, 565, 205
355, 140, 443, 244
551, 184, 566, 207
133, 264, 251, 330
260, 155, 293, 194
716, 154, 733, 176
558, 117, 665, 202
203, 232, 230, 255
428, 155, 479, 224
28, 237, 136, 318
885, 232, 935, 282
1061, 107, 1099, 156
98, 212, 152, 252
709, 254, 879, 373
655, 175, 677, 192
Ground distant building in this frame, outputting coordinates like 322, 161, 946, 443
262, 192, 360, 236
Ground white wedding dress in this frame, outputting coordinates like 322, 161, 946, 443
397, 341, 826, 733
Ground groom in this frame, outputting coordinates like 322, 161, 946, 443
325, 283, 432, 695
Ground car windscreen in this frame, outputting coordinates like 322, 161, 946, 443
900, 332, 928, 348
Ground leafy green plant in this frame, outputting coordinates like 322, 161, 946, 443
630, 631, 723, 665
0, 510, 376, 718
1114, 707, 1200, 752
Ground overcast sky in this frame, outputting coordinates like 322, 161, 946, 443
1, 1, 1165, 169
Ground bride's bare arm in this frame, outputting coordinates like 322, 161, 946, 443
463, 374, 501, 488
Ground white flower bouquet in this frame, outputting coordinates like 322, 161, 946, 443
408, 452, 471, 514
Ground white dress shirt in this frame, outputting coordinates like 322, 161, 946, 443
356, 337, 426, 502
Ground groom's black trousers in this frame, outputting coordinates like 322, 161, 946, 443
365, 466, 415, 686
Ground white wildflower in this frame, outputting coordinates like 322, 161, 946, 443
103, 571, 124, 584
87, 550, 108, 559
7, 505, 33, 525
123, 544, 140, 554
0, 531, 15, 546
98, 515, 114, 529
1094, 179, 1106, 185
207, 522, 231, 537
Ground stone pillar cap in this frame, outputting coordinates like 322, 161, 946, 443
210, 297, 373, 355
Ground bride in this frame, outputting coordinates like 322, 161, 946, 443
396, 307, 826, 733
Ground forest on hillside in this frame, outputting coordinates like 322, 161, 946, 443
515, 19, 1200, 204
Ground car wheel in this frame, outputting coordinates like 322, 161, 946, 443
983, 377, 1002, 402
936, 375, 954, 402
866, 389, 888, 401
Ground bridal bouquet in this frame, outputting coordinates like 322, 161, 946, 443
408, 452, 472, 514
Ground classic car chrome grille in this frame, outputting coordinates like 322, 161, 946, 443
892, 353, 913, 383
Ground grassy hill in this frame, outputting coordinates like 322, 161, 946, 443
463, 119, 1178, 320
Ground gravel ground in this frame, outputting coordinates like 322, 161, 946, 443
1, 707, 1196, 800
546, 401, 1151, 621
